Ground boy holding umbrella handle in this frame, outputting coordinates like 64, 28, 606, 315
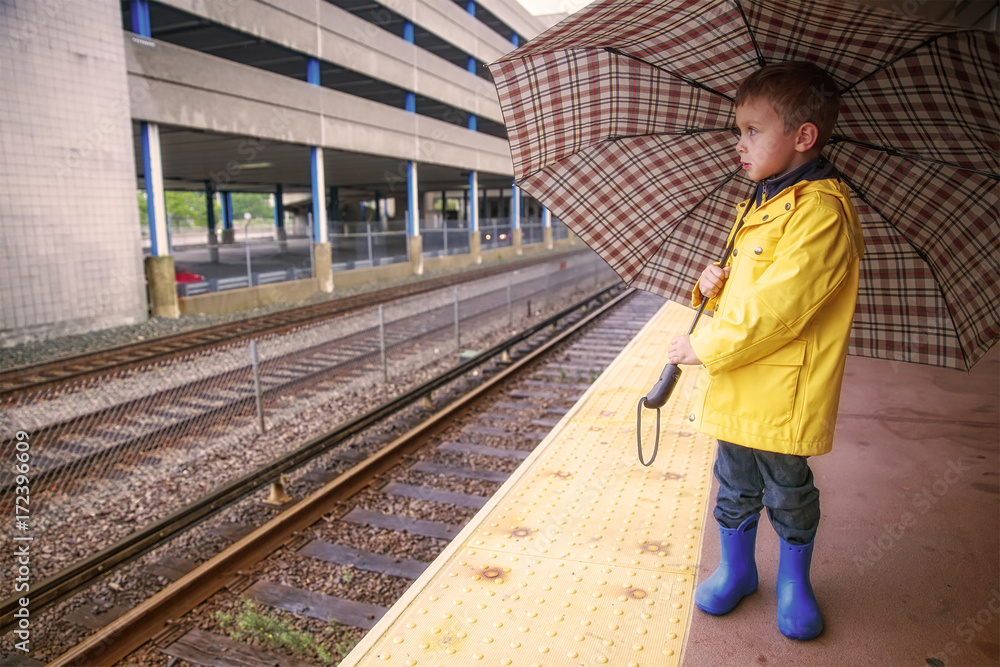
667, 61, 864, 640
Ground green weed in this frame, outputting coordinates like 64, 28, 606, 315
214, 598, 333, 664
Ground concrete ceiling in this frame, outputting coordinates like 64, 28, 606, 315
136, 125, 515, 195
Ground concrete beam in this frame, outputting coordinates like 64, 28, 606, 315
156, 0, 506, 123
125, 38, 514, 176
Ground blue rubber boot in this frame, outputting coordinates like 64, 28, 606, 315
695, 513, 759, 615
776, 537, 823, 639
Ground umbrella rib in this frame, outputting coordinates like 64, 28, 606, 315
654, 166, 745, 263
838, 29, 986, 96
837, 171, 971, 371
603, 47, 734, 103
733, 0, 767, 68
827, 136, 1000, 180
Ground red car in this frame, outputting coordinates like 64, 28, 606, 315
174, 267, 204, 283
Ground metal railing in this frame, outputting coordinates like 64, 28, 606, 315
152, 217, 576, 297
330, 222, 409, 269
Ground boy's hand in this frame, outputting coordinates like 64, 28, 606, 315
668, 335, 701, 365
700, 265, 731, 299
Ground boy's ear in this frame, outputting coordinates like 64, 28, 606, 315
794, 122, 820, 153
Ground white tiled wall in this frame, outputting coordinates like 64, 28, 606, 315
0, 0, 147, 346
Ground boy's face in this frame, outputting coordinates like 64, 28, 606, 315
734, 98, 807, 182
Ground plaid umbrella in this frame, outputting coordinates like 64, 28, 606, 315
489, 0, 999, 371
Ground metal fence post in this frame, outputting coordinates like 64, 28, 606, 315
454, 286, 460, 348
378, 305, 388, 382
367, 223, 374, 264
308, 212, 315, 278
250, 340, 265, 433
507, 273, 513, 327
244, 221, 253, 288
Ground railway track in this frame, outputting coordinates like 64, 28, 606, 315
0, 259, 591, 500
0, 248, 587, 399
45, 289, 668, 666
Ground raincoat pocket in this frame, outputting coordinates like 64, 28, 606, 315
706, 339, 807, 427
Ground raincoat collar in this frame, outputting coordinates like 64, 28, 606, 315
752, 157, 839, 208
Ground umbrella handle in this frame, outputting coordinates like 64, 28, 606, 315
643, 363, 682, 409
636, 397, 661, 467
634, 198, 753, 465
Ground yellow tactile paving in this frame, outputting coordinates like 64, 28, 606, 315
343, 300, 717, 666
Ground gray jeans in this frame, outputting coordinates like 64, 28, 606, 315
713, 440, 820, 545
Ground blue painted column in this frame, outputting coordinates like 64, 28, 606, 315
132, 0, 166, 257
403, 20, 421, 272
466, 57, 478, 131
205, 180, 219, 261
274, 183, 287, 251
133, 0, 178, 317
542, 206, 553, 249
407, 161, 420, 237
468, 172, 479, 233
330, 186, 340, 224
311, 150, 327, 241
307, 58, 327, 243
465, 1, 478, 132
140, 123, 168, 256
511, 182, 521, 231
204, 181, 216, 238
131, 0, 151, 38
274, 184, 284, 231
221, 192, 234, 243
307, 57, 333, 291
511, 34, 519, 48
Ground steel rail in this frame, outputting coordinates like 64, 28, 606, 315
0, 263, 590, 499
0, 248, 588, 399
1, 283, 629, 637
48, 286, 634, 667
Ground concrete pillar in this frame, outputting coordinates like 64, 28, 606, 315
313, 242, 333, 293
138, 113, 180, 319
145, 255, 179, 318
469, 231, 482, 264
409, 234, 424, 276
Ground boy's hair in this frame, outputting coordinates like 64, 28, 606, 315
735, 62, 841, 148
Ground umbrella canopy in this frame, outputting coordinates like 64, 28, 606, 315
489, 0, 999, 371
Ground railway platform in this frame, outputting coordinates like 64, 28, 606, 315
342, 300, 1000, 666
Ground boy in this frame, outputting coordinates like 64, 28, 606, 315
666, 61, 864, 640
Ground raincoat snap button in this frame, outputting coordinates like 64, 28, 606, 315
754, 247, 763, 255
785, 203, 791, 210
732, 249, 738, 256
761, 214, 769, 221
688, 414, 696, 422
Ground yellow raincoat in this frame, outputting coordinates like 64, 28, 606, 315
688, 178, 864, 456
